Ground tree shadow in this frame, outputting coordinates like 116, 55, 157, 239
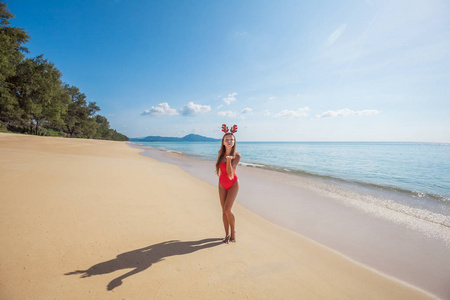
65, 238, 223, 291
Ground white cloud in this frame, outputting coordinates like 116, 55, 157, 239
218, 111, 237, 118
263, 109, 271, 116
325, 24, 347, 47
141, 102, 179, 116
274, 107, 310, 119
218, 108, 252, 119
314, 108, 379, 118
180, 102, 211, 116
223, 92, 238, 105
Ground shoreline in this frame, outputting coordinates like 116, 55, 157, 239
130, 142, 450, 299
130, 141, 450, 203
0, 133, 438, 299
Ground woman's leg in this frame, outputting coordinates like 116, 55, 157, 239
224, 180, 239, 242
218, 184, 230, 238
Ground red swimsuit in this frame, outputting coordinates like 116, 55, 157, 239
219, 162, 238, 190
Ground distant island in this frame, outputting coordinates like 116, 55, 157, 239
130, 134, 220, 142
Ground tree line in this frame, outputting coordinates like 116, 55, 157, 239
0, 2, 128, 141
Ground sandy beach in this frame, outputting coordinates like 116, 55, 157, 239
0, 133, 433, 299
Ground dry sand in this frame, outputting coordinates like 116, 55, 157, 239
0, 133, 432, 299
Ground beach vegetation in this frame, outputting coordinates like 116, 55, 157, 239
8, 55, 70, 135
0, 1, 29, 124
0, 1, 128, 141
63, 84, 100, 138
39, 128, 66, 137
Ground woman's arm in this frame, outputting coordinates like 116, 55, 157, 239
226, 153, 241, 179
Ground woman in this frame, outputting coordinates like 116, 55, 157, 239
216, 125, 241, 244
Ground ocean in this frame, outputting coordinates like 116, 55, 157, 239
132, 141, 450, 227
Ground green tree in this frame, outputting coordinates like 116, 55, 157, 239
64, 84, 100, 137
110, 129, 129, 141
0, 1, 30, 124
0, 1, 128, 141
80, 116, 99, 138
95, 114, 112, 139
9, 55, 69, 134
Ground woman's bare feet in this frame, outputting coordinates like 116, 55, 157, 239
222, 235, 230, 244
230, 232, 236, 243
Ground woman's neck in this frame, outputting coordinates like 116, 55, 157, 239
225, 148, 232, 155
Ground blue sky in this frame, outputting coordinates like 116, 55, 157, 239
7, 0, 450, 141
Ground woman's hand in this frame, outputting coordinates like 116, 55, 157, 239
226, 155, 234, 160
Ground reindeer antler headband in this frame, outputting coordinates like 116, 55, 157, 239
222, 124, 238, 134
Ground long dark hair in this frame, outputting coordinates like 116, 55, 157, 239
215, 133, 236, 175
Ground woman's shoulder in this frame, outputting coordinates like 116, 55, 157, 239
235, 152, 241, 159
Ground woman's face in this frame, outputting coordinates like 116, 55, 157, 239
223, 135, 235, 149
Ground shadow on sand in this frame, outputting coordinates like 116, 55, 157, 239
65, 238, 223, 291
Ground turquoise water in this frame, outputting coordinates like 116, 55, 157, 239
132, 141, 450, 203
